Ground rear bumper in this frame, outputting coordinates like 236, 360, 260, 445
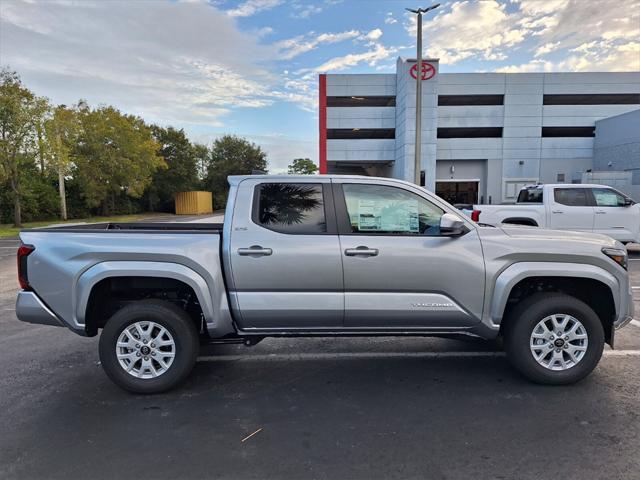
15, 291, 64, 327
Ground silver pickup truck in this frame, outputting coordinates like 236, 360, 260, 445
16, 175, 634, 393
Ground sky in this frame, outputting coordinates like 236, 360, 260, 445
1, 0, 639, 172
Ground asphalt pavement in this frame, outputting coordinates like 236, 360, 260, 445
1, 237, 640, 479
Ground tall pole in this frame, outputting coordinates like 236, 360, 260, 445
414, 12, 423, 186
407, 4, 439, 186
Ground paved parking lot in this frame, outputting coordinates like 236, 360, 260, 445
1, 237, 639, 479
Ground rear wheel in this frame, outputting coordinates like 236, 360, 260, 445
503, 293, 604, 385
99, 300, 199, 394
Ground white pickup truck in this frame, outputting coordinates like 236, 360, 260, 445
472, 184, 640, 244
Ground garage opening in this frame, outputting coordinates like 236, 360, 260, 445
436, 181, 479, 205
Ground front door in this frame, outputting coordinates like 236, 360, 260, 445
333, 179, 485, 329
228, 179, 343, 330
547, 187, 595, 232
591, 187, 640, 242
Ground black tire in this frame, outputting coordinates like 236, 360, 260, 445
503, 293, 604, 385
99, 300, 199, 394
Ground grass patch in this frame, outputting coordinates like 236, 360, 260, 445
0, 213, 169, 238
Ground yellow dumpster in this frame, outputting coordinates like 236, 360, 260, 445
174, 191, 213, 215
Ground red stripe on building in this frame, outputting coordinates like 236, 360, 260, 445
319, 74, 327, 174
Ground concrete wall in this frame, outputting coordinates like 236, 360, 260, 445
594, 109, 640, 184
394, 58, 439, 190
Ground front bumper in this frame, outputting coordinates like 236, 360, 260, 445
15, 291, 64, 327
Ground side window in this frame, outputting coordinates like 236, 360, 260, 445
554, 188, 590, 206
592, 188, 626, 207
342, 184, 444, 235
254, 183, 327, 233
517, 187, 543, 203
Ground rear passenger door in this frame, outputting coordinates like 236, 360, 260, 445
547, 188, 595, 232
228, 178, 343, 330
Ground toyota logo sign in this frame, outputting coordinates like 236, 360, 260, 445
410, 62, 436, 80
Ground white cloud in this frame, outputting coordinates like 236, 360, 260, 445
404, 0, 640, 71
226, 0, 283, 17
276, 30, 361, 60
291, 3, 323, 19
534, 42, 560, 57
385, 12, 397, 25
312, 43, 396, 72
406, 1, 527, 65
364, 28, 383, 42
497, 40, 640, 72
0, 0, 302, 128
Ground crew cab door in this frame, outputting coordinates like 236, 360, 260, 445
227, 178, 343, 329
333, 179, 485, 329
591, 187, 640, 242
547, 187, 595, 232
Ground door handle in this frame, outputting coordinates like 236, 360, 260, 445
238, 245, 273, 257
595, 210, 606, 214
345, 246, 379, 257
552, 210, 563, 214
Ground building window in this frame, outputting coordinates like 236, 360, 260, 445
254, 183, 326, 234
542, 127, 595, 137
556, 173, 566, 182
327, 96, 396, 107
327, 128, 395, 139
438, 95, 504, 106
543, 94, 640, 105
437, 127, 503, 138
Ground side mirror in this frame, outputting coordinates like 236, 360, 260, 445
624, 198, 635, 206
440, 213, 467, 236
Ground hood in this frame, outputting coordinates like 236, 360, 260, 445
498, 225, 620, 248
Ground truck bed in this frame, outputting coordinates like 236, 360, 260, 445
25, 222, 224, 233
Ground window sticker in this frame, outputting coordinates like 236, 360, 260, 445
595, 192, 619, 206
356, 199, 419, 232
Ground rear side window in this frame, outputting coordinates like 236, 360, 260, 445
554, 188, 590, 206
517, 187, 543, 203
254, 183, 327, 233
592, 188, 627, 207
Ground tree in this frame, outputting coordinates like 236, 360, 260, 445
193, 143, 209, 181
73, 104, 165, 215
0, 69, 49, 226
145, 126, 199, 212
205, 135, 268, 209
45, 105, 79, 220
287, 157, 318, 175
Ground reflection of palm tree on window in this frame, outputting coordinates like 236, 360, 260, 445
259, 184, 323, 226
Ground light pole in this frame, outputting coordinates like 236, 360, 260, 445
406, 4, 439, 186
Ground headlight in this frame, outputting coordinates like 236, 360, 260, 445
602, 247, 628, 270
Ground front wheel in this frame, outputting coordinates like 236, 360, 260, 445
99, 300, 199, 394
503, 293, 605, 385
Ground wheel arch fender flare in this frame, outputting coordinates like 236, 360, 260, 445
75, 261, 216, 328
490, 262, 618, 326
